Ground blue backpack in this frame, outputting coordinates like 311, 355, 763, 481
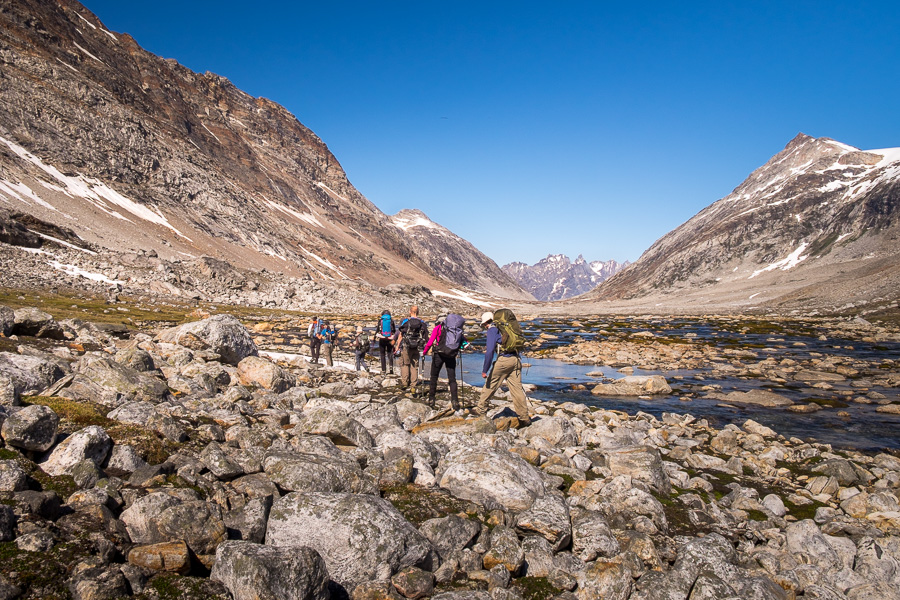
380, 312, 394, 337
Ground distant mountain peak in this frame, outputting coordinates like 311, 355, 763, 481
502, 254, 628, 301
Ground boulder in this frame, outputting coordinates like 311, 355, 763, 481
41, 425, 112, 477
238, 356, 294, 393
1, 404, 59, 451
520, 416, 578, 447
127, 540, 191, 574
114, 347, 157, 373
157, 500, 227, 556
722, 389, 793, 407
0, 305, 13, 336
591, 375, 671, 396
265, 491, 434, 589
0, 352, 68, 402
263, 452, 377, 494
0, 460, 27, 492
438, 447, 546, 511
295, 408, 375, 448
12, 307, 64, 339
603, 445, 672, 495
73, 355, 169, 403
514, 493, 571, 551
120, 492, 183, 544
482, 525, 524, 573
158, 314, 258, 365
570, 507, 620, 561
212, 541, 330, 600
576, 560, 632, 600
418, 515, 481, 562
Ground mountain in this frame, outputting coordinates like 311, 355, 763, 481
580, 133, 900, 312
0, 0, 527, 300
391, 210, 534, 300
502, 254, 628, 301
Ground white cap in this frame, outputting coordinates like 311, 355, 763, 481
480, 312, 494, 325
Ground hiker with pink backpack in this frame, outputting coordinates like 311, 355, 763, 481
423, 313, 467, 411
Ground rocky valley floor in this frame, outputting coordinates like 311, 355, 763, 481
0, 292, 899, 599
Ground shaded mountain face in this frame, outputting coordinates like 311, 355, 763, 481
586, 134, 900, 312
391, 210, 533, 300
0, 0, 521, 298
503, 254, 628, 301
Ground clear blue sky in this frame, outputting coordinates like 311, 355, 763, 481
82, 1, 900, 266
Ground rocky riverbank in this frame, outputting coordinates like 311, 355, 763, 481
0, 305, 899, 599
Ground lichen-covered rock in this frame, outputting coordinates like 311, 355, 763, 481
0, 505, 15, 542
41, 425, 112, 477
158, 314, 258, 365
1, 404, 59, 451
211, 541, 330, 600
67, 564, 129, 600
438, 447, 546, 511
12, 307, 64, 339
294, 408, 376, 448
576, 560, 632, 600
157, 500, 227, 555
0, 352, 68, 402
482, 525, 524, 573
120, 492, 183, 544
265, 491, 434, 589
515, 493, 571, 551
418, 515, 481, 562
0, 459, 27, 492
570, 507, 619, 561
127, 540, 191, 574
263, 452, 377, 494
200, 441, 244, 480
603, 445, 672, 495
73, 355, 170, 403
591, 375, 671, 396
520, 416, 578, 447
391, 566, 434, 600
114, 347, 157, 373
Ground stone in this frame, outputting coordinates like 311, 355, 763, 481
238, 355, 294, 393
127, 540, 191, 574
482, 525, 524, 573
761, 494, 787, 517
515, 493, 571, 551
73, 355, 170, 403
157, 314, 258, 365
785, 520, 842, 572
0, 305, 13, 336
603, 445, 672, 495
812, 459, 860, 486
265, 491, 434, 589
41, 425, 112, 476
0, 352, 68, 401
263, 451, 376, 494
418, 515, 481, 561
12, 307, 64, 339
105, 444, 147, 473
295, 408, 375, 447
16, 529, 54, 552
114, 347, 156, 372
438, 447, 546, 511
2, 404, 59, 451
199, 441, 244, 480
520, 416, 578, 447
67, 564, 129, 600
575, 561, 632, 600
157, 500, 227, 555
591, 375, 671, 396
391, 566, 434, 600
211, 540, 330, 600
742, 419, 777, 438
225, 496, 272, 543
722, 389, 793, 407
146, 412, 188, 443
570, 507, 620, 561
120, 492, 183, 544
0, 505, 14, 542
107, 401, 156, 426
0, 460, 27, 492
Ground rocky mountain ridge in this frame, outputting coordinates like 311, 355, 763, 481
576, 134, 900, 314
503, 255, 628, 301
0, 0, 528, 302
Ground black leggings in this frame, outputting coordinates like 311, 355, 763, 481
429, 352, 458, 406
379, 338, 394, 372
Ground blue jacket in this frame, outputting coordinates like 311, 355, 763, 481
482, 326, 501, 374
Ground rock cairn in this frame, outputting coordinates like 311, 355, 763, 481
0, 305, 898, 599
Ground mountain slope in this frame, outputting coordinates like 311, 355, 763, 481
502, 254, 627, 301
0, 0, 523, 298
582, 133, 900, 312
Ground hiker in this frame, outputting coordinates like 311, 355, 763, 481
375, 310, 397, 374
353, 325, 369, 372
396, 305, 429, 395
307, 316, 323, 364
476, 310, 530, 425
424, 313, 466, 411
320, 320, 336, 367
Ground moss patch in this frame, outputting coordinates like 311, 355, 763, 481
134, 573, 229, 600
22, 395, 113, 430
513, 576, 562, 600
382, 484, 473, 526
0, 539, 94, 599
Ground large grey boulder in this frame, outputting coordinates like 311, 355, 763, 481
0, 460, 27, 492
603, 445, 672, 495
570, 507, 620, 561
266, 492, 434, 589
211, 541, 330, 600
158, 500, 227, 556
41, 425, 112, 477
294, 408, 375, 448
72, 355, 169, 403
785, 520, 842, 573
1, 404, 59, 451
520, 416, 578, 447
418, 515, 481, 562
515, 493, 571, 551
263, 452, 377, 494
12, 307, 64, 339
591, 375, 672, 396
0, 352, 68, 402
120, 492, 183, 544
438, 447, 546, 511
107, 401, 156, 426
237, 356, 294, 393
722, 389, 794, 407
158, 314, 258, 365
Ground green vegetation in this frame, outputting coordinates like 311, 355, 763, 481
514, 576, 562, 600
382, 484, 473, 526
0, 539, 94, 599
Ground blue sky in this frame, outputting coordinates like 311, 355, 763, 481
82, 1, 900, 266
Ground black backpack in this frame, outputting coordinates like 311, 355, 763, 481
401, 317, 427, 350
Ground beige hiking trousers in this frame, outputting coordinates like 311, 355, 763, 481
478, 354, 529, 419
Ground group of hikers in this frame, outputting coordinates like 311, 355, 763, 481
305, 306, 531, 425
